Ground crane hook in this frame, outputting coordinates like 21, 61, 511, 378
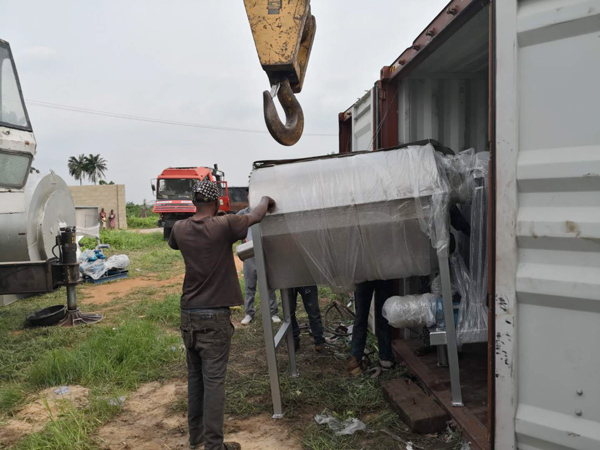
263, 79, 304, 146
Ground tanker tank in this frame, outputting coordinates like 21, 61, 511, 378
0, 172, 76, 306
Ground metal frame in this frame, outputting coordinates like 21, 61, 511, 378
251, 223, 297, 419
252, 222, 463, 416
436, 251, 463, 406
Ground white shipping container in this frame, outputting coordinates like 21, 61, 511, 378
496, 1, 600, 448
340, 1, 600, 448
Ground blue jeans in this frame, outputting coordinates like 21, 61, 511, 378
287, 285, 325, 346
351, 280, 394, 362
180, 308, 233, 450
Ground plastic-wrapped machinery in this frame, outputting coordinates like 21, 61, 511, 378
438, 149, 489, 344
382, 294, 437, 328
249, 144, 451, 291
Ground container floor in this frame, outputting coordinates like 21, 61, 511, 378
392, 338, 490, 450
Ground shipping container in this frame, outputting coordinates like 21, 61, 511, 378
338, 1, 600, 449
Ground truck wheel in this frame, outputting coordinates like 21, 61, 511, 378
163, 227, 172, 240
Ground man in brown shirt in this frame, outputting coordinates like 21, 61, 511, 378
169, 180, 274, 450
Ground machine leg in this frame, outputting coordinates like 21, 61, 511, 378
437, 345, 449, 367
438, 252, 463, 406
66, 285, 77, 311
280, 289, 298, 378
251, 224, 284, 418
57, 227, 102, 327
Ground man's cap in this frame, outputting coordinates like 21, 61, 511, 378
192, 180, 220, 202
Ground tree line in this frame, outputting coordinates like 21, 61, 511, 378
68, 154, 110, 185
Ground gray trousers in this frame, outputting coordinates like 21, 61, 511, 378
243, 257, 278, 317
181, 308, 233, 450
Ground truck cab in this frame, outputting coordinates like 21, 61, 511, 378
0, 39, 36, 207
151, 165, 230, 239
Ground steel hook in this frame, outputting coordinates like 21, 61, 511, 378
263, 79, 304, 146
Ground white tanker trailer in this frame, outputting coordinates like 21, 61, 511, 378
0, 39, 101, 325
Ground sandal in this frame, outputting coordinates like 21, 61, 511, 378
224, 442, 242, 450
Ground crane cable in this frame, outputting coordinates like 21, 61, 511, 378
25, 99, 337, 137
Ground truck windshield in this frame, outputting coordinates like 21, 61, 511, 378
157, 178, 196, 200
0, 41, 31, 130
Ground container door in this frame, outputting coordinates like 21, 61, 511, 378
495, 1, 600, 448
351, 89, 375, 152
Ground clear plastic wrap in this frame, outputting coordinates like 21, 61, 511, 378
80, 251, 129, 281
249, 144, 451, 291
76, 224, 100, 239
457, 151, 489, 345
382, 294, 437, 328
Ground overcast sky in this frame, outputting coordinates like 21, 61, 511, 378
4, 0, 449, 203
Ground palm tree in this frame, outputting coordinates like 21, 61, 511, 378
84, 154, 108, 185
67, 154, 87, 185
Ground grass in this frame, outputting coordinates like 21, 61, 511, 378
0, 232, 186, 447
28, 321, 183, 390
126, 215, 159, 229
0, 383, 25, 415
80, 230, 164, 252
14, 403, 98, 450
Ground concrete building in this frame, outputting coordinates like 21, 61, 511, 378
69, 184, 127, 229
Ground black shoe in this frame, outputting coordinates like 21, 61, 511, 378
294, 339, 300, 351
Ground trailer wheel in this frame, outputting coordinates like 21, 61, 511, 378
163, 227, 172, 240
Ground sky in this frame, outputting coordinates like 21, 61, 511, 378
4, 0, 449, 203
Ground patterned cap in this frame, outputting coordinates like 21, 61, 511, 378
192, 180, 220, 202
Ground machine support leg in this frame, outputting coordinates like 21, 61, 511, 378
57, 226, 103, 327
66, 285, 77, 311
280, 289, 298, 378
251, 224, 284, 418
438, 252, 463, 406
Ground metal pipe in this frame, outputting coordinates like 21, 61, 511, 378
66, 285, 77, 311
236, 241, 255, 261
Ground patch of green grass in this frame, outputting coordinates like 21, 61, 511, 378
0, 293, 92, 385
132, 247, 183, 278
14, 402, 99, 450
97, 230, 164, 251
28, 321, 183, 390
0, 382, 25, 414
127, 215, 159, 229
141, 293, 180, 329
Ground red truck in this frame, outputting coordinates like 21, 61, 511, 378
151, 165, 230, 239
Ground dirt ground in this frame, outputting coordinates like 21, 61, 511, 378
0, 386, 90, 446
97, 381, 301, 450
80, 274, 184, 305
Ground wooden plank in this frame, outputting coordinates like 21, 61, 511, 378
382, 379, 449, 434
392, 339, 490, 450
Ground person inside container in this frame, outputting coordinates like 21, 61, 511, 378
347, 280, 395, 376
168, 179, 275, 450
287, 285, 326, 353
236, 188, 281, 325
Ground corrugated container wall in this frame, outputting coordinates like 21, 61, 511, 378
393, 3, 489, 154
496, 1, 600, 449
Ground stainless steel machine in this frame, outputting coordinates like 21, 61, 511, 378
239, 143, 466, 417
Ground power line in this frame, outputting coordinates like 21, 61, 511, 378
25, 99, 337, 137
